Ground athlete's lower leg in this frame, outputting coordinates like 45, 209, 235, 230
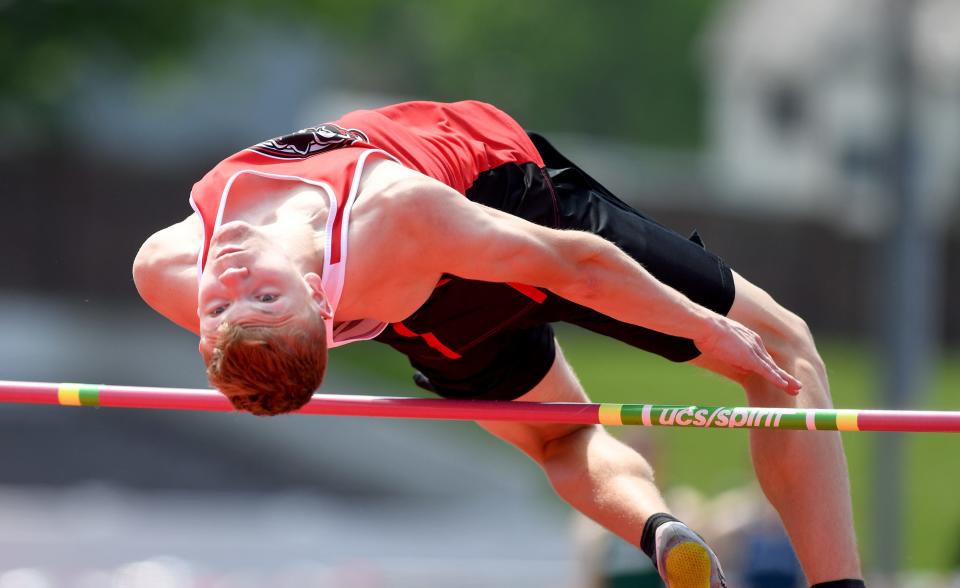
478, 343, 725, 587
695, 272, 862, 584
479, 345, 669, 540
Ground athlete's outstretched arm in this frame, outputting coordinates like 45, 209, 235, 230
132, 215, 202, 335
382, 166, 800, 393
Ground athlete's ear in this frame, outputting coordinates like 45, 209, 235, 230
304, 272, 333, 320
198, 336, 213, 363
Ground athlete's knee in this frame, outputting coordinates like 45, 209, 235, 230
783, 315, 827, 380
732, 274, 822, 363
756, 312, 835, 410
756, 305, 823, 369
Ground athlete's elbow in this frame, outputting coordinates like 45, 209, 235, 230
132, 251, 147, 291
132, 259, 154, 304
560, 233, 608, 302
132, 237, 161, 301
568, 262, 605, 304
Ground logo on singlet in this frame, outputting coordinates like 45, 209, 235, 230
249, 123, 369, 159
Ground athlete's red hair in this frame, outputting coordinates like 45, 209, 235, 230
201, 317, 327, 416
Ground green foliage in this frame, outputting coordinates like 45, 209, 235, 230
3, 0, 718, 147
1, 1, 207, 107
327, 0, 716, 146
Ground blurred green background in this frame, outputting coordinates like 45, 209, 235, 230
0, 1, 712, 145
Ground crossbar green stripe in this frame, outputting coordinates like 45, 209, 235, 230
78, 385, 100, 407
776, 413, 806, 429
815, 410, 837, 430
620, 404, 646, 425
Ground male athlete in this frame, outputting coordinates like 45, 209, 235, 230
133, 100, 864, 587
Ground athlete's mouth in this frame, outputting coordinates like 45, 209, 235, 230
214, 246, 245, 259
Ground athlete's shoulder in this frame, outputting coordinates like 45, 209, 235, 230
352, 159, 463, 234
355, 158, 435, 207
133, 214, 203, 334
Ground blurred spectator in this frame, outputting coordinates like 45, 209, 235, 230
740, 517, 804, 587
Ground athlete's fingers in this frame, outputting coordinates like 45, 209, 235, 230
752, 347, 800, 394
753, 341, 803, 394
756, 357, 789, 390
762, 355, 802, 395
704, 318, 801, 394
781, 369, 803, 395
744, 332, 802, 395
769, 366, 801, 395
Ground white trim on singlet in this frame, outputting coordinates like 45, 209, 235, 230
322, 148, 400, 347
188, 191, 206, 282
321, 149, 397, 312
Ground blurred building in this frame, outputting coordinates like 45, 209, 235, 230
703, 0, 960, 234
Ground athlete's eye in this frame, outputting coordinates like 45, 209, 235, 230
209, 305, 227, 317
258, 294, 279, 303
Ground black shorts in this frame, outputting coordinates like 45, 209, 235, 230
373, 132, 736, 400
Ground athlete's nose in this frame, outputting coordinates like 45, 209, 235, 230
218, 267, 249, 289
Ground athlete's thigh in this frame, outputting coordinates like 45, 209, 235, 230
476, 339, 593, 463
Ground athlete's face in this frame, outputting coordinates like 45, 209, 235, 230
198, 221, 330, 338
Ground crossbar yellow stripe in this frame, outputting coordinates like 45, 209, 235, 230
836, 411, 859, 432
598, 404, 623, 426
58, 383, 81, 406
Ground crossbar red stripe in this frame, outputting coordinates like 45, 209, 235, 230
857, 410, 960, 432
0, 380, 600, 423
3, 381, 960, 432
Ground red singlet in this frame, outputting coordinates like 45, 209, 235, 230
189, 100, 543, 347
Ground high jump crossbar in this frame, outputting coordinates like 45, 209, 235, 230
1, 380, 958, 433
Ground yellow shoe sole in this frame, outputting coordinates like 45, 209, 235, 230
662, 541, 713, 588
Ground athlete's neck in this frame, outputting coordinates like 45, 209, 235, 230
222, 173, 330, 226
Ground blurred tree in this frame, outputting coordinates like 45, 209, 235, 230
0, 0, 231, 140
1, 0, 716, 147
325, 0, 717, 146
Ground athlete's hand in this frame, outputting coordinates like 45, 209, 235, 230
695, 316, 802, 395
